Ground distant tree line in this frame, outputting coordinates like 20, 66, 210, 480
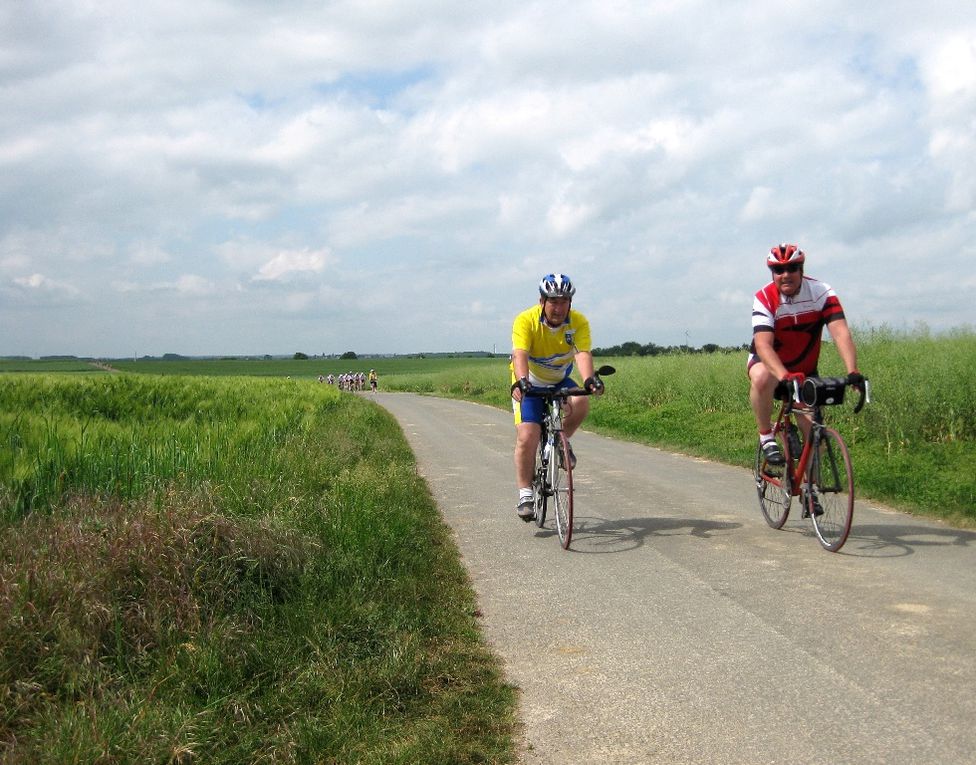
592, 341, 749, 357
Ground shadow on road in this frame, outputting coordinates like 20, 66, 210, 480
840, 523, 976, 558
542, 515, 741, 554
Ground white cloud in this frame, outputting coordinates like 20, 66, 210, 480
174, 274, 215, 296
128, 243, 173, 266
253, 248, 332, 282
1, 2, 974, 356
546, 196, 596, 237
923, 33, 976, 98
110, 274, 215, 296
13, 273, 79, 295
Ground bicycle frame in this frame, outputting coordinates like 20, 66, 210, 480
778, 407, 823, 498
524, 365, 615, 550
755, 377, 869, 552
530, 389, 577, 549
780, 377, 870, 489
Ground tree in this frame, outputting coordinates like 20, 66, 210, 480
293, 352, 309, 360
340, 351, 357, 360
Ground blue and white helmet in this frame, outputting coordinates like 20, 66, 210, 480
538, 273, 576, 299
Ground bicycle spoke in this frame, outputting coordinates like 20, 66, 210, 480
808, 427, 854, 552
755, 433, 791, 528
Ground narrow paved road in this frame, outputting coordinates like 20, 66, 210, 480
373, 392, 976, 765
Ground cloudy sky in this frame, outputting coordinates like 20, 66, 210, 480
2, 1, 974, 358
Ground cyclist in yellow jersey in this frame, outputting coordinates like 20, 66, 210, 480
510, 273, 604, 520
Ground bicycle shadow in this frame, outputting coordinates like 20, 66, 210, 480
837, 522, 976, 558
535, 515, 741, 554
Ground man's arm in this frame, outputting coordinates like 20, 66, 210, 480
826, 318, 859, 374
512, 348, 530, 380
575, 350, 596, 382
575, 350, 607, 395
511, 348, 530, 402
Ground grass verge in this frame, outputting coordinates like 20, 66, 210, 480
0, 379, 517, 763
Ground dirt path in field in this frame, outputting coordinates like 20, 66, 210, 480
374, 392, 976, 765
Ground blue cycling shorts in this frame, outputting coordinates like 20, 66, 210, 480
512, 377, 579, 425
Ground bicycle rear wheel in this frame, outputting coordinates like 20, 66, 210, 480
807, 427, 854, 552
754, 433, 791, 529
551, 432, 574, 549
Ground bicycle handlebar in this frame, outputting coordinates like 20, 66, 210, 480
853, 379, 871, 413
523, 364, 616, 401
783, 376, 871, 414
524, 385, 598, 400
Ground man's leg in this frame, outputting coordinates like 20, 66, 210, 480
561, 396, 590, 438
750, 362, 786, 466
515, 421, 541, 519
556, 396, 589, 470
749, 362, 777, 434
515, 421, 541, 488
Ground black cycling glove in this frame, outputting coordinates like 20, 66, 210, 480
583, 375, 604, 394
774, 373, 804, 400
511, 377, 531, 395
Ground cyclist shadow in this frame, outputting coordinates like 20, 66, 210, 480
538, 515, 741, 554
838, 522, 976, 558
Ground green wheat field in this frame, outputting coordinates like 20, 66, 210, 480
1, 325, 972, 763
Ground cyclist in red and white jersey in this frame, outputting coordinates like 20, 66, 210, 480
748, 243, 864, 465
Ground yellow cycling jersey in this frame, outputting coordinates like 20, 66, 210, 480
511, 304, 592, 385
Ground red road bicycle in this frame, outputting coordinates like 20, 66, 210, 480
527, 365, 615, 550
754, 375, 870, 552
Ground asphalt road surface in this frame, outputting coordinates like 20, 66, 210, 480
373, 392, 976, 765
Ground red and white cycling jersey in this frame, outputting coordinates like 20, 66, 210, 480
749, 276, 846, 375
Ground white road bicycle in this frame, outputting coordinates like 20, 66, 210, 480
526, 365, 615, 550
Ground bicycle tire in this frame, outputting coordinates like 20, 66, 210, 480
534, 465, 547, 527
552, 431, 574, 549
534, 440, 550, 528
754, 432, 791, 529
807, 427, 854, 552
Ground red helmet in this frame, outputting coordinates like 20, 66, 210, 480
767, 243, 805, 267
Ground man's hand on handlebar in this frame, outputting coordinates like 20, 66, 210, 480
583, 375, 605, 395
511, 376, 531, 402
774, 372, 805, 400
847, 371, 870, 412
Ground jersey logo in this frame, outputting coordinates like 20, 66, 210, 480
564, 329, 575, 345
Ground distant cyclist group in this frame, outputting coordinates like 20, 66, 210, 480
320, 370, 378, 392
511, 243, 866, 537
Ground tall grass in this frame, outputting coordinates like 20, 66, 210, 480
0, 375, 516, 763
0, 375, 326, 521
383, 327, 976, 525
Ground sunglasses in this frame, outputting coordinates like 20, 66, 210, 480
769, 263, 802, 275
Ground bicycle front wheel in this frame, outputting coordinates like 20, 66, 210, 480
754, 434, 791, 529
807, 427, 854, 552
533, 461, 548, 528
550, 431, 574, 549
